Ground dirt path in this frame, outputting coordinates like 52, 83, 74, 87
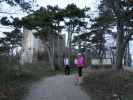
23, 75, 91, 100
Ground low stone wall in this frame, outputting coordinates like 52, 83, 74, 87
91, 59, 112, 69
90, 64, 112, 69
123, 66, 133, 72
91, 58, 112, 65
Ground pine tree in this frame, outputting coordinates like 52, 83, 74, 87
22, 6, 64, 70
0, 17, 22, 53
99, 0, 133, 69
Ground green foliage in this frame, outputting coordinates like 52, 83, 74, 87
64, 4, 88, 32
3, 29, 22, 48
0, 0, 34, 11
63, 4, 89, 51
122, 96, 133, 100
22, 6, 63, 44
0, 17, 11, 26
72, 3, 114, 58
22, 4, 89, 46
72, 0, 133, 67
0, 17, 23, 28
64, 4, 86, 18
86, 56, 91, 65
99, 0, 133, 67
0, 17, 23, 51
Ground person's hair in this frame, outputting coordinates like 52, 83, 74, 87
78, 53, 82, 55
64, 55, 68, 58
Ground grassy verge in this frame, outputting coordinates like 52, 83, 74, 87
81, 69, 133, 100
0, 59, 63, 100
122, 96, 133, 100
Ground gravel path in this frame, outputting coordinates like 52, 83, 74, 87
23, 75, 91, 100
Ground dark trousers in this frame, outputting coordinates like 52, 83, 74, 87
65, 65, 70, 75
78, 67, 83, 77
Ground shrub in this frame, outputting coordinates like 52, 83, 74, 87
81, 70, 133, 100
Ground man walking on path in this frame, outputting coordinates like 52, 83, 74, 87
64, 56, 70, 75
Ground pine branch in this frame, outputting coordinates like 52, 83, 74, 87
0, 11, 18, 14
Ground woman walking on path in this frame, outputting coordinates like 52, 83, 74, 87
64, 56, 70, 75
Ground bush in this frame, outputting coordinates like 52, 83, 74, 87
0, 55, 61, 100
81, 70, 133, 100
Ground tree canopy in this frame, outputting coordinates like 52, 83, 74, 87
0, 17, 22, 51
0, 0, 35, 11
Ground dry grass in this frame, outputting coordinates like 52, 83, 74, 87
81, 69, 133, 100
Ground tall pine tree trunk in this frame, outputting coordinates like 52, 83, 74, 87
115, 0, 126, 69
57, 36, 60, 67
67, 25, 72, 61
115, 20, 125, 69
57, 32, 62, 68
56, 22, 62, 68
46, 45, 55, 70
116, 42, 125, 69
44, 38, 55, 70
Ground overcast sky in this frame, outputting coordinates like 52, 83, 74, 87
36, 0, 99, 10
0, 0, 99, 17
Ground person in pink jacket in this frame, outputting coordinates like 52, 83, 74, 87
74, 53, 86, 77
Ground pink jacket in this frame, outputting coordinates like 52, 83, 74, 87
74, 56, 85, 68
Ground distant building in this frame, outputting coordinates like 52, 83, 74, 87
90, 34, 132, 66
20, 28, 65, 64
